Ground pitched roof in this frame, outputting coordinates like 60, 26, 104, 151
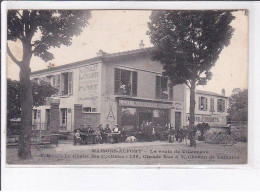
30, 47, 153, 76
196, 89, 228, 98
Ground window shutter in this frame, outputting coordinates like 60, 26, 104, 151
114, 68, 121, 94
198, 97, 201, 110
57, 74, 61, 96
132, 71, 137, 97
205, 98, 208, 110
222, 100, 225, 112
60, 74, 64, 95
53, 75, 56, 86
68, 72, 73, 95
156, 75, 161, 99
210, 98, 215, 112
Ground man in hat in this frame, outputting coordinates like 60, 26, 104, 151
105, 124, 111, 133
102, 124, 111, 143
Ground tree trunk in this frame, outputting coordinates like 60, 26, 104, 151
189, 80, 196, 126
18, 53, 33, 159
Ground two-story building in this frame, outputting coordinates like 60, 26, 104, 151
30, 43, 227, 133
185, 89, 228, 127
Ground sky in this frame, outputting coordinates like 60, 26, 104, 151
7, 10, 248, 97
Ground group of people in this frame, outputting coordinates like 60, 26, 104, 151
168, 125, 197, 148
74, 124, 123, 145
138, 121, 168, 142
74, 122, 198, 148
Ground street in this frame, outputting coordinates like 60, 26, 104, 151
6, 141, 247, 165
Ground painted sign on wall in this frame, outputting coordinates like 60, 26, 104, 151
118, 99, 172, 109
186, 114, 227, 126
78, 64, 101, 109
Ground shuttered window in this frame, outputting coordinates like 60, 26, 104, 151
156, 75, 161, 99
210, 98, 215, 112
114, 68, 121, 95
217, 99, 225, 112
156, 75, 169, 99
132, 71, 138, 97
68, 72, 73, 95
114, 68, 137, 96
199, 96, 208, 111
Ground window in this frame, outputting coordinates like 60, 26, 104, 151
199, 96, 208, 111
156, 75, 169, 100
61, 108, 67, 126
32, 109, 37, 123
52, 72, 73, 96
52, 74, 61, 96
114, 68, 138, 96
210, 98, 215, 112
46, 76, 52, 85
83, 107, 92, 113
82, 107, 97, 113
37, 110, 41, 120
217, 99, 225, 112
46, 109, 50, 129
61, 72, 69, 95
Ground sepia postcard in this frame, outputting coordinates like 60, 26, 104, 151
4, 7, 249, 167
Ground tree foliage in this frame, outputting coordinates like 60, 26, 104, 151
147, 10, 235, 87
7, 10, 91, 159
147, 10, 236, 125
228, 89, 248, 122
7, 78, 58, 121
8, 10, 91, 62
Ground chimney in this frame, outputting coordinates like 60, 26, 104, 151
97, 49, 105, 57
139, 40, 144, 49
221, 89, 225, 96
48, 62, 53, 69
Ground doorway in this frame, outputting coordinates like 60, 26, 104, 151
175, 112, 182, 130
139, 112, 152, 126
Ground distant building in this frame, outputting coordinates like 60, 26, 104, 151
30, 44, 228, 132
185, 89, 228, 127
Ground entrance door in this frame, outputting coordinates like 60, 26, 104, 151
139, 112, 152, 126
175, 112, 182, 130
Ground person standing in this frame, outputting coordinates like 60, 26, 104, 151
144, 120, 149, 141
139, 121, 146, 141
112, 124, 120, 143
86, 124, 94, 133
168, 126, 175, 143
102, 124, 111, 143
74, 130, 81, 146
99, 124, 105, 144
147, 122, 153, 142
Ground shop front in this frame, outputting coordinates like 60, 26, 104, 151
116, 98, 172, 131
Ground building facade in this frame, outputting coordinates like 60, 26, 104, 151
30, 46, 227, 132
185, 89, 228, 127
